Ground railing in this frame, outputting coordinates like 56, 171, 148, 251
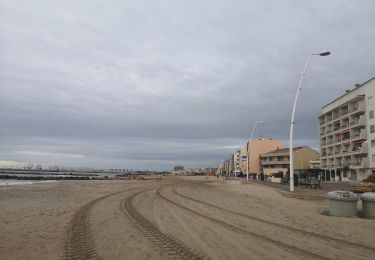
351, 133, 360, 138
351, 161, 363, 166
351, 132, 366, 140
261, 161, 290, 165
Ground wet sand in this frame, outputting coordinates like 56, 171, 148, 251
0, 176, 374, 260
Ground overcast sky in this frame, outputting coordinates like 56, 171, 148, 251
1, 0, 374, 170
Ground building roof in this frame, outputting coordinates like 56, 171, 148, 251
260, 146, 306, 157
321, 77, 375, 109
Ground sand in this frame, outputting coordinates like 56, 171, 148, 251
0, 176, 374, 260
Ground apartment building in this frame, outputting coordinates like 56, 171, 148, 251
246, 136, 283, 176
319, 77, 375, 181
234, 150, 241, 176
239, 147, 248, 174
260, 146, 319, 176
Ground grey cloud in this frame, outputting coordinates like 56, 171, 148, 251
1, 0, 374, 169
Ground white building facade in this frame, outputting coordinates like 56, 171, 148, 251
319, 77, 375, 181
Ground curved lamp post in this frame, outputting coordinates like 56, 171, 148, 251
247, 120, 264, 181
289, 50, 331, 192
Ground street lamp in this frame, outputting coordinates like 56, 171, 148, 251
247, 120, 264, 181
289, 50, 331, 192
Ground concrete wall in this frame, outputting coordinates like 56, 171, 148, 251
293, 147, 320, 170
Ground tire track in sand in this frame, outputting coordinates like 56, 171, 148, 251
172, 185, 375, 254
157, 186, 330, 260
64, 187, 140, 260
120, 188, 206, 260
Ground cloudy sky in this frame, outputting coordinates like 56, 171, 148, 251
0, 0, 374, 170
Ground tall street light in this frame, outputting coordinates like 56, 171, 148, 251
289, 50, 331, 192
247, 120, 264, 181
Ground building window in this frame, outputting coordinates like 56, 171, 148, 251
370, 111, 374, 119
372, 140, 375, 147
372, 154, 375, 162
371, 125, 375, 133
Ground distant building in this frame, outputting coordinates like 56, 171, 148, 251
174, 165, 184, 171
260, 146, 319, 177
319, 77, 375, 181
234, 150, 241, 176
246, 136, 283, 176
239, 147, 248, 174
202, 168, 218, 176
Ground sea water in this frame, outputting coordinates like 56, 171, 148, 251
0, 179, 56, 186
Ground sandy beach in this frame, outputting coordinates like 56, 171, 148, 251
0, 176, 374, 260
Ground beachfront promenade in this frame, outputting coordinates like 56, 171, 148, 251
250, 179, 352, 198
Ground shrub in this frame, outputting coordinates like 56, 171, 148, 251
272, 172, 284, 178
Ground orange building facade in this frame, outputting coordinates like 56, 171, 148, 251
246, 136, 283, 175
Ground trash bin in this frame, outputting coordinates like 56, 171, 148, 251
360, 192, 375, 218
326, 191, 359, 217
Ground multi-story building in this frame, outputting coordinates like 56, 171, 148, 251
234, 150, 241, 176
319, 77, 375, 181
246, 136, 283, 177
260, 146, 319, 176
229, 154, 235, 176
239, 147, 248, 174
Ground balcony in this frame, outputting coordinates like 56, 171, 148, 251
261, 160, 290, 165
342, 136, 351, 141
341, 110, 349, 116
343, 161, 352, 166
351, 143, 368, 155
351, 131, 367, 141
350, 102, 365, 115
341, 123, 349, 130
350, 116, 366, 128
333, 127, 341, 133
